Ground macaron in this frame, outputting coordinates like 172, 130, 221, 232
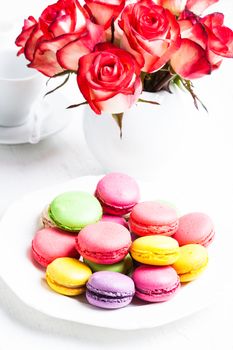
172, 244, 208, 282
95, 172, 140, 216
48, 191, 102, 232
86, 271, 135, 309
101, 214, 128, 228
83, 254, 133, 274
172, 212, 215, 247
32, 227, 79, 267
130, 235, 180, 265
76, 221, 132, 264
46, 257, 92, 296
132, 265, 180, 302
40, 205, 57, 228
129, 201, 179, 236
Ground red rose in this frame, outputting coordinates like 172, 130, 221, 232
118, 0, 181, 73
77, 43, 142, 114
15, 0, 105, 77
170, 10, 233, 79
84, 0, 125, 29
201, 12, 233, 66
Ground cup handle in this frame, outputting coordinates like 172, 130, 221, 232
28, 98, 50, 144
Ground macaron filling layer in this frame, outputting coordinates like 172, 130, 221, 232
32, 242, 50, 266
178, 263, 208, 281
77, 245, 130, 263
198, 229, 215, 247
135, 279, 180, 297
46, 274, 86, 295
48, 207, 86, 231
86, 284, 134, 303
130, 219, 178, 236
131, 248, 179, 262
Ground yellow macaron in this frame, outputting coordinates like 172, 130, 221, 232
130, 235, 179, 265
172, 244, 208, 282
46, 257, 92, 296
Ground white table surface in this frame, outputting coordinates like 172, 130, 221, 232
1, 1, 233, 349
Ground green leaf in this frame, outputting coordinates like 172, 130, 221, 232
179, 78, 208, 112
66, 101, 88, 109
44, 73, 70, 97
112, 113, 123, 138
46, 70, 72, 86
138, 98, 160, 105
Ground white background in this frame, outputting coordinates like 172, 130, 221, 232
0, 0, 233, 349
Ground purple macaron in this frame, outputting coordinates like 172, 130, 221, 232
86, 271, 135, 309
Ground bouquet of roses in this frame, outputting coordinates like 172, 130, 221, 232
16, 0, 233, 131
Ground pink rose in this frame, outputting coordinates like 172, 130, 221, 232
84, 0, 125, 29
15, 0, 105, 77
118, 0, 181, 73
170, 10, 233, 79
77, 43, 142, 114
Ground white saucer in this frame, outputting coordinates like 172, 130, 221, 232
0, 92, 72, 144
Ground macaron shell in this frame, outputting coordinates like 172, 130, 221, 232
129, 201, 178, 236
130, 235, 180, 265
83, 254, 133, 274
95, 173, 140, 215
76, 222, 132, 264
172, 212, 215, 247
49, 191, 102, 231
32, 227, 79, 267
132, 265, 180, 302
172, 244, 208, 282
46, 258, 92, 296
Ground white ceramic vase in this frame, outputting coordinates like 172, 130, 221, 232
83, 85, 213, 180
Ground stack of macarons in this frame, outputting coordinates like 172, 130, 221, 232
31, 172, 215, 309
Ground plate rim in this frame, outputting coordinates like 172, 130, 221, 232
0, 175, 221, 330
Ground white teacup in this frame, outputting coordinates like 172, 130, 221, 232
0, 48, 45, 127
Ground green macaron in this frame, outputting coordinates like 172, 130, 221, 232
48, 191, 102, 232
83, 254, 133, 275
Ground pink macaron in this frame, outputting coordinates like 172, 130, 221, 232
129, 201, 179, 236
75, 221, 132, 264
101, 214, 128, 228
172, 212, 215, 247
132, 265, 180, 302
95, 173, 140, 216
31, 227, 79, 267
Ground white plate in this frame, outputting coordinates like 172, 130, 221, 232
0, 92, 71, 145
0, 176, 224, 330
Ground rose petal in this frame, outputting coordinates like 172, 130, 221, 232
159, 0, 186, 15
186, 0, 219, 15
29, 34, 78, 76
15, 16, 38, 55
84, 0, 125, 29
57, 20, 105, 71
170, 38, 211, 79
